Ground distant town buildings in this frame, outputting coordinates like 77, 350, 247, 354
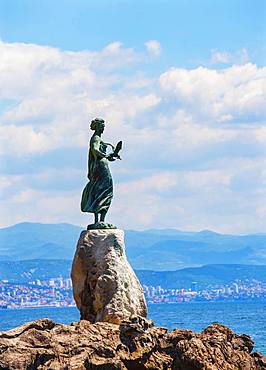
143, 279, 266, 304
0, 277, 75, 308
0, 277, 265, 308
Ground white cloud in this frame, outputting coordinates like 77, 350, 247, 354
211, 50, 231, 64
110, 162, 266, 233
145, 40, 161, 57
0, 187, 84, 227
210, 48, 249, 65
0, 40, 266, 233
159, 63, 266, 123
0, 124, 58, 155
0, 176, 21, 191
236, 48, 249, 64
0, 40, 161, 156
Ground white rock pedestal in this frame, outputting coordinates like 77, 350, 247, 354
71, 229, 147, 324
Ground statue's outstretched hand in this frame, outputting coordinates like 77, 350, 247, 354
110, 141, 122, 160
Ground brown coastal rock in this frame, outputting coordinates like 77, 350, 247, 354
0, 317, 265, 370
71, 229, 147, 324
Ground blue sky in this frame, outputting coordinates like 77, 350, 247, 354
1, 0, 265, 66
0, 1, 266, 232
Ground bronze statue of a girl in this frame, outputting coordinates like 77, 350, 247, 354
81, 118, 122, 229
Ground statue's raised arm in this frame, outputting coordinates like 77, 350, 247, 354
81, 118, 122, 230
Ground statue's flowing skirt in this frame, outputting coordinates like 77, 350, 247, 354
81, 158, 113, 214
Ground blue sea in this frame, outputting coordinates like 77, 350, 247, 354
0, 302, 265, 354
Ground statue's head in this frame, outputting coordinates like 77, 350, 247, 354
90, 118, 105, 134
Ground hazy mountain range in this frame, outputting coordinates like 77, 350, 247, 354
1, 259, 266, 289
0, 222, 266, 270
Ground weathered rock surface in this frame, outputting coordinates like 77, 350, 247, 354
0, 317, 265, 370
71, 229, 147, 323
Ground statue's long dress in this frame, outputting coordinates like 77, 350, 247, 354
81, 138, 113, 214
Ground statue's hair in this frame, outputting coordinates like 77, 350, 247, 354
90, 118, 105, 131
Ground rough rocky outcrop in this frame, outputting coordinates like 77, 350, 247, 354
71, 229, 147, 323
0, 317, 265, 370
